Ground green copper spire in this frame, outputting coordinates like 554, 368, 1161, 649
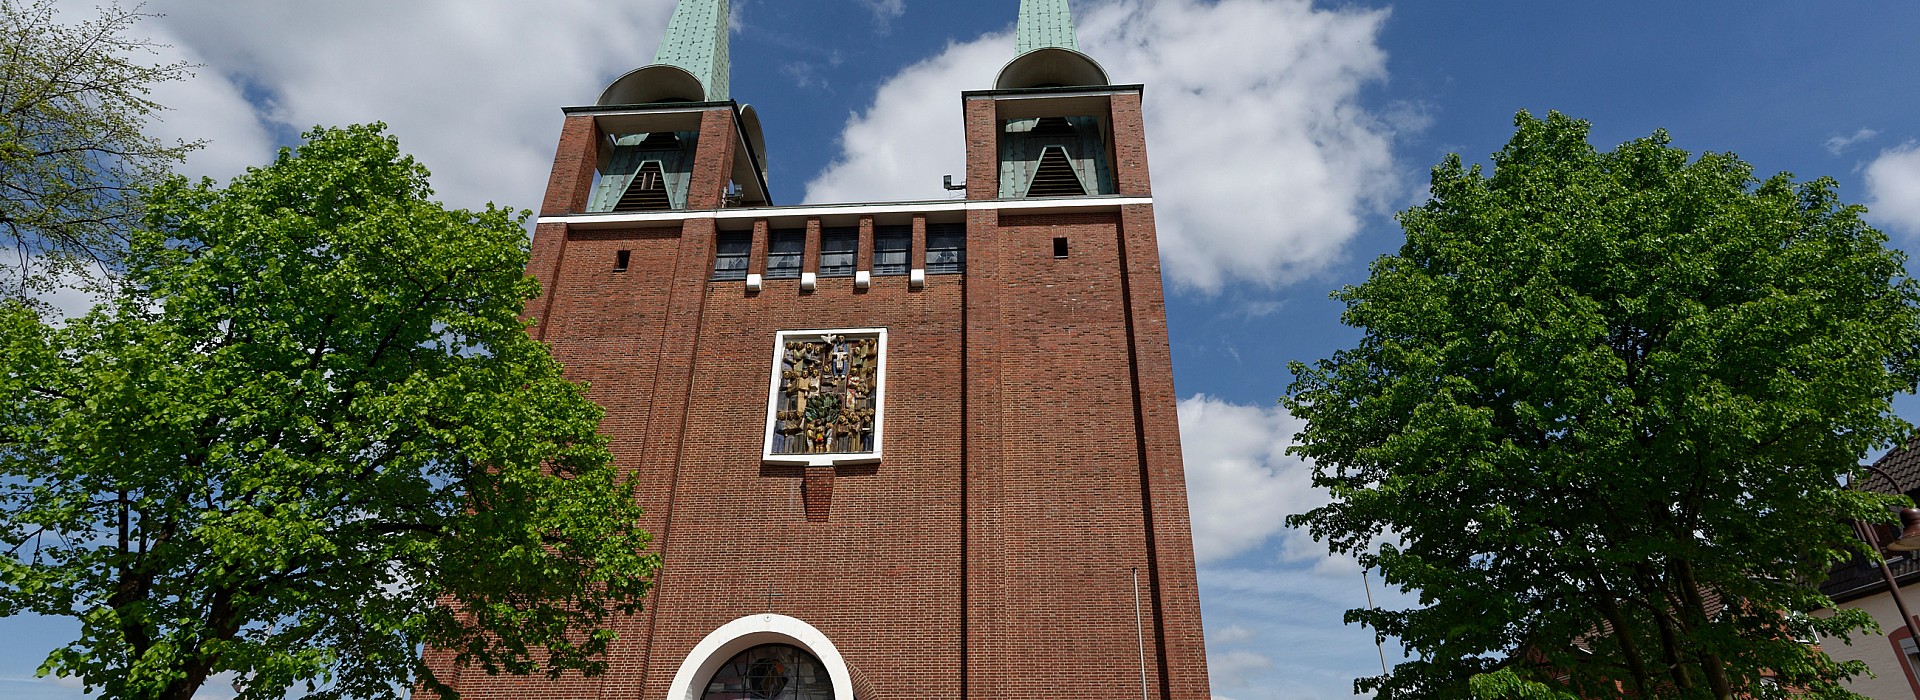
653, 0, 730, 101
1015, 0, 1080, 55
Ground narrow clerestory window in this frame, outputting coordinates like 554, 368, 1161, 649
873, 226, 910, 276
820, 228, 857, 278
712, 233, 749, 281
926, 223, 965, 274
766, 229, 804, 279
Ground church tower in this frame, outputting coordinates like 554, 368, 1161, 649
435, 1, 1210, 697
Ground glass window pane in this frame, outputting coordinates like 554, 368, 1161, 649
874, 226, 909, 275
767, 230, 803, 279
926, 222, 965, 274
701, 644, 835, 700
713, 232, 750, 281
820, 228, 856, 277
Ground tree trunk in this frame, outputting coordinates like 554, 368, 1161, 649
1594, 591, 1653, 696
156, 584, 241, 700
1638, 564, 1694, 692
1673, 559, 1735, 700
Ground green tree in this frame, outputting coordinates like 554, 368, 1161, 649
0, 0, 199, 299
1286, 112, 1920, 700
0, 124, 656, 700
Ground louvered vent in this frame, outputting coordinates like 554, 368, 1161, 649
615, 161, 673, 211
1025, 146, 1087, 197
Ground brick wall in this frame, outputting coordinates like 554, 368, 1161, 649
439, 88, 1208, 700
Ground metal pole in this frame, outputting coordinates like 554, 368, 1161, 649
1853, 466, 1920, 642
1860, 520, 1920, 642
1363, 568, 1388, 675
1134, 566, 1149, 700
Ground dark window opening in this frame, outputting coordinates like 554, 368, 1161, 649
926, 223, 965, 274
1031, 116, 1077, 136
873, 225, 910, 276
614, 249, 631, 272
1052, 237, 1069, 258
766, 229, 804, 279
820, 227, 856, 277
712, 232, 749, 281
636, 131, 681, 149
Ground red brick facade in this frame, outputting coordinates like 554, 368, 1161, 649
437, 86, 1208, 700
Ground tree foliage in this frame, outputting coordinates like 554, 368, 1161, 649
1286, 112, 1920, 699
0, 124, 656, 700
0, 0, 199, 298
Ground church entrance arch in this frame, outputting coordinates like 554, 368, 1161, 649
666, 614, 855, 700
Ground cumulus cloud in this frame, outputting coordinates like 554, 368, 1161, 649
1200, 562, 1410, 697
1178, 394, 1321, 563
805, 0, 1405, 293
138, 25, 276, 182
1208, 649, 1276, 689
1866, 141, 1920, 237
1825, 127, 1879, 155
1210, 624, 1258, 645
142, 0, 677, 212
804, 34, 1012, 204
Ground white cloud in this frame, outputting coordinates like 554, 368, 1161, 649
139, 24, 275, 182
38, 0, 275, 183
1199, 562, 1412, 698
804, 34, 1013, 204
804, 0, 1405, 293
1866, 141, 1920, 237
1210, 624, 1257, 645
1209, 649, 1275, 689
191, 672, 239, 700
1825, 127, 1879, 155
144, 0, 677, 213
1178, 394, 1321, 564
36, 274, 107, 322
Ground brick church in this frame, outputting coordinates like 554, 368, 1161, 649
434, 1, 1211, 698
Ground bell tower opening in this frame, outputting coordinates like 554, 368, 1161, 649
984, 0, 1121, 200
592, 131, 700, 212
570, 0, 771, 213
1002, 119, 1109, 197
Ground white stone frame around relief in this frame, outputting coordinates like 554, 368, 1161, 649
665, 614, 856, 700
761, 328, 887, 467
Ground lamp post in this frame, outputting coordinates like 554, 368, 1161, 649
1850, 464, 1920, 643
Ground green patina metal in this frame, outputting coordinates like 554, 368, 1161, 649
654, 0, 730, 100
1015, 0, 1080, 55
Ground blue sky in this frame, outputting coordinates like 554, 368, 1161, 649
9, 1, 1920, 698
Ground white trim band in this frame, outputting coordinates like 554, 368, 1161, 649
537, 196, 1153, 227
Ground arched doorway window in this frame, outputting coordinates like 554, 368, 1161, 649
700, 643, 835, 700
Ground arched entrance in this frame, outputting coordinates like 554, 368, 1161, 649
666, 614, 855, 700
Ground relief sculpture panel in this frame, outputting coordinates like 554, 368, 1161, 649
764, 330, 885, 462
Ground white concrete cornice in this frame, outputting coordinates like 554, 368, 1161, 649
536, 196, 1153, 229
